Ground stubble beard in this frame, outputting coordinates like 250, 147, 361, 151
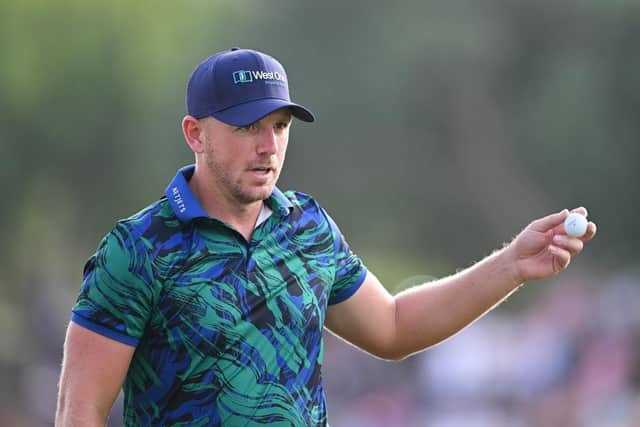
205, 151, 276, 206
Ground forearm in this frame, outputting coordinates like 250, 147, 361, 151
391, 246, 520, 359
55, 397, 108, 427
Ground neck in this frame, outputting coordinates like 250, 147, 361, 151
188, 165, 262, 241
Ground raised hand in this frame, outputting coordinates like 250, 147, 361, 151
508, 207, 597, 283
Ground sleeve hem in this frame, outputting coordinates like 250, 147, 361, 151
328, 267, 368, 306
71, 313, 139, 347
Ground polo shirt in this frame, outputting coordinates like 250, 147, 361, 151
71, 165, 367, 426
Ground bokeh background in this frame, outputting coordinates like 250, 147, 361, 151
1, 1, 639, 426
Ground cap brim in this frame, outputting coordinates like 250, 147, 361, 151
212, 98, 315, 127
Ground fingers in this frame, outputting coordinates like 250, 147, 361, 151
582, 221, 597, 242
529, 209, 570, 232
552, 234, 584, 255
549, 207, 597, 241
548, 244, 571, 271
516, 207, 596, 280
571, 206, 588, 217
549, 223, 591, 273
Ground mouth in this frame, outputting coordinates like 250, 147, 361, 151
247, 166, 275, 179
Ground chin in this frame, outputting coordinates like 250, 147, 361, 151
255, 187, 274, 201
238, 186, 274, 204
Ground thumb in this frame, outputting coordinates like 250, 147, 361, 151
529, 209, 569, 233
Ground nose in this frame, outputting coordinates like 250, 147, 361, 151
256, 127, 278, 155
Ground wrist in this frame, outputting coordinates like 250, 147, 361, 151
496, 243, 524, 288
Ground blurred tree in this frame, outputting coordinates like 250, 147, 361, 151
0, 0, 636, 296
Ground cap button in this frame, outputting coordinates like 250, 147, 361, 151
230, 47, 240, 51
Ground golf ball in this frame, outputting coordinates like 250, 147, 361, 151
564, 212, 588, 238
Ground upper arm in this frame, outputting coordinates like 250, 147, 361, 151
57, 224, 155, 424
56, 321, 135, 424
325, 271, 399, 360
320, 207, 399, 359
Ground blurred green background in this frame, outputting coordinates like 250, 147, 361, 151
1, 1, 638, 425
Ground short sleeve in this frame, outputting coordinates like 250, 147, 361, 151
322, 209, 367, 305
71, 223, 155, 347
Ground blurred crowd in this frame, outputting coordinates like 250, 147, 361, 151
324, 271, 640, 427
2, 270, 638, 427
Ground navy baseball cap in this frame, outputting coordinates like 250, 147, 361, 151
186, 48, 315, 126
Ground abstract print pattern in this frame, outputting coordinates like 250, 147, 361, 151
72, 186, 366, 426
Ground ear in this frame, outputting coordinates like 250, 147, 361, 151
182, 115, 206, 154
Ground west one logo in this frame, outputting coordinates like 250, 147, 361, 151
232, 70, 287, 84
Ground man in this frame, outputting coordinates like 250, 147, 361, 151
55, 48, 596, 426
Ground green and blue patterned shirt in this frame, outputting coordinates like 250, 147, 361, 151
71, 165, 367, 426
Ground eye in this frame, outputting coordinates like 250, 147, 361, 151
275, 121, 291, 131
235, 123, 258, 133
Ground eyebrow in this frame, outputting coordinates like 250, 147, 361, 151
274, 112, 293, 122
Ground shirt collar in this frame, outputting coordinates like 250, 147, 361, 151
165, 164, 293, 223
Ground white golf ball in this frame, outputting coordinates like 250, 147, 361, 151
564, 212, 588, 238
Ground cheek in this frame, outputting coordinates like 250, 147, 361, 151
205, 142, 239, 179
208, 139, 243, 165
277, 138, 289, 162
